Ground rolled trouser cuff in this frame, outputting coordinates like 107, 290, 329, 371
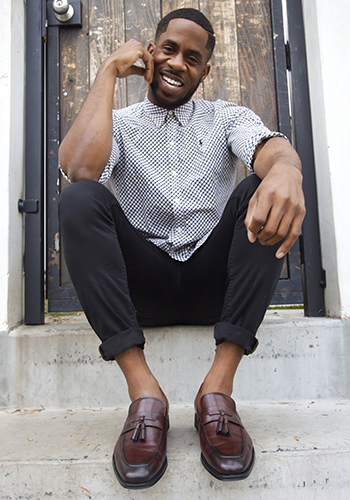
214, 322, 259, 355
98, 327, 145, 361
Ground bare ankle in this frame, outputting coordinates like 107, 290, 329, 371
199, 378, 233, 398
128, 372, 163, 402
199, 342, 244, 398
115, 347, 163, 402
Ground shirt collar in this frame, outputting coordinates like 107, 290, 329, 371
143, 96, 194, 128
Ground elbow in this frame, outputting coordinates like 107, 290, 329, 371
68, 166, 100, 183
59, 149, 101, 183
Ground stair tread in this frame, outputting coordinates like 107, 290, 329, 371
1, 402, 349, 499
1, 401, 349, 460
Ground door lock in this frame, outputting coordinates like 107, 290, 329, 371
47, 0, 81, 27
52, 0, 74, 22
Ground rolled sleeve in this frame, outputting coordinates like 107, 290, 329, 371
98, 135, 120, 184
225, 103, 287, 171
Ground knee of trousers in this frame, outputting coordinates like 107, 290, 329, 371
58, 179, 112, 228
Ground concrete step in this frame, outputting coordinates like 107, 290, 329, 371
1, 401, 349, 499
3, 310, 350, 409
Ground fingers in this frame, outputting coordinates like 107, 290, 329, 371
274, 213, 305, 258
246, 210, 303, 259
245, 191, 271, 241
251, 201, 292, 246
142, 50, 154, 84
245, 184, 306, 258
128, 65, 147, 77
247, 229, 257, 244
120, 60, 153, 82
107, 39, 154, 82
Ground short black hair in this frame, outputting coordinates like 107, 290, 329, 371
155, 8, 216, 59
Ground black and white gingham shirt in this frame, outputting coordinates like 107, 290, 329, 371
99, 96, 282, 261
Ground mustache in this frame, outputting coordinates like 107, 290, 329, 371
161, 69, 184, 84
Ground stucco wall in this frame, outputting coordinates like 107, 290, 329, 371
0, 0, 25, 333
302, 0, 350, 317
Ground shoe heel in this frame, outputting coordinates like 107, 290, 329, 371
194, 413, 199, 431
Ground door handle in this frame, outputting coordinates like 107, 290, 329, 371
52, 0, 74, 22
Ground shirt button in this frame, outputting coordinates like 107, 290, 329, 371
172, 170, 177, 176
174, 197, 180, 204
169, 140, 175, 146
176, 227, 183, 233
168, 110, 174, 116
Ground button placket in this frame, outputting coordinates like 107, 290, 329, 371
166, 114, 182, 247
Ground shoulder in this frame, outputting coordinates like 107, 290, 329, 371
192, 98, 247, 119
111, 102, 145, 137
192, 99, 260, 131
112, 101, 144, 122
216, 100, 266, 129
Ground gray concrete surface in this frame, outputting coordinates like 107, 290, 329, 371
1, 401, 349, 499
3, 311, 350, 409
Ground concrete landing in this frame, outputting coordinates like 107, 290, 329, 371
1, 401, 349, 499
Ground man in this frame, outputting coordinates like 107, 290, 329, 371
59, 8, 305, 489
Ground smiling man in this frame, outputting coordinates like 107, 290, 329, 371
148, 15, 211, 108
58, 8, 305, 490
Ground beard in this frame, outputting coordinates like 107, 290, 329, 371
149, 72, 203, 109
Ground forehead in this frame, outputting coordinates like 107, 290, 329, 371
157, 18, 209, 52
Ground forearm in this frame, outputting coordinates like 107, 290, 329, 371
253, 137, 302, 181
59, 62, 117, 182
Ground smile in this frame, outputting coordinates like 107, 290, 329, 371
162, 74, 183, 87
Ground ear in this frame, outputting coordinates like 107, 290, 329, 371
147, 42, 155, 55
200, 64, 211, 84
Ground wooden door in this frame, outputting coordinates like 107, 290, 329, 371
47, 0, 302, 311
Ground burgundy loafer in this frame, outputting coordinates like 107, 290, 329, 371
195, 391, 254, 481
113, 393, 169, 489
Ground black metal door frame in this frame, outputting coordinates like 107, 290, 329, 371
21, 0, 46, 324
286, 0, 325, 316
270, 0, 303, 306
24, 0, 325, 322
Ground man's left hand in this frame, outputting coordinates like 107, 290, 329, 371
245, 137, 306, 259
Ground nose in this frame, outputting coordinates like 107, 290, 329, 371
168, 52, 186, 71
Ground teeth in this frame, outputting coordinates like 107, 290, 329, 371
162, 75, 182, 87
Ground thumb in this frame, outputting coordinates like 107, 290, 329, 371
247, 229, 257, 243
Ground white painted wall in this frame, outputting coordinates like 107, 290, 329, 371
0, 0, 25, 331
302, 0, 350, 317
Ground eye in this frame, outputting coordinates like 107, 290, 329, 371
187, 56, 199, 65
163, 45, 174, 53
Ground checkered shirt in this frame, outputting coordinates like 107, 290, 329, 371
99, 96, 283, 261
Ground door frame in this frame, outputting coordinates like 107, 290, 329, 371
21, 0, 46, 324
23, 0, 324, 322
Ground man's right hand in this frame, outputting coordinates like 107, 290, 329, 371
59, 39, 153, 182
103, 38, 154, 83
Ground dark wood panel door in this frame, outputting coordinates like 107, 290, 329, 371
47, 0, 302, 311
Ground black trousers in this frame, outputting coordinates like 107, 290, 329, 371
58, 175, 284, 361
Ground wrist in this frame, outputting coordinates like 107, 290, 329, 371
269, 160, 303, 182
98, 56, 120, 79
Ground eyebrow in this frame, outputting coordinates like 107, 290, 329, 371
162, 38, 203, 61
